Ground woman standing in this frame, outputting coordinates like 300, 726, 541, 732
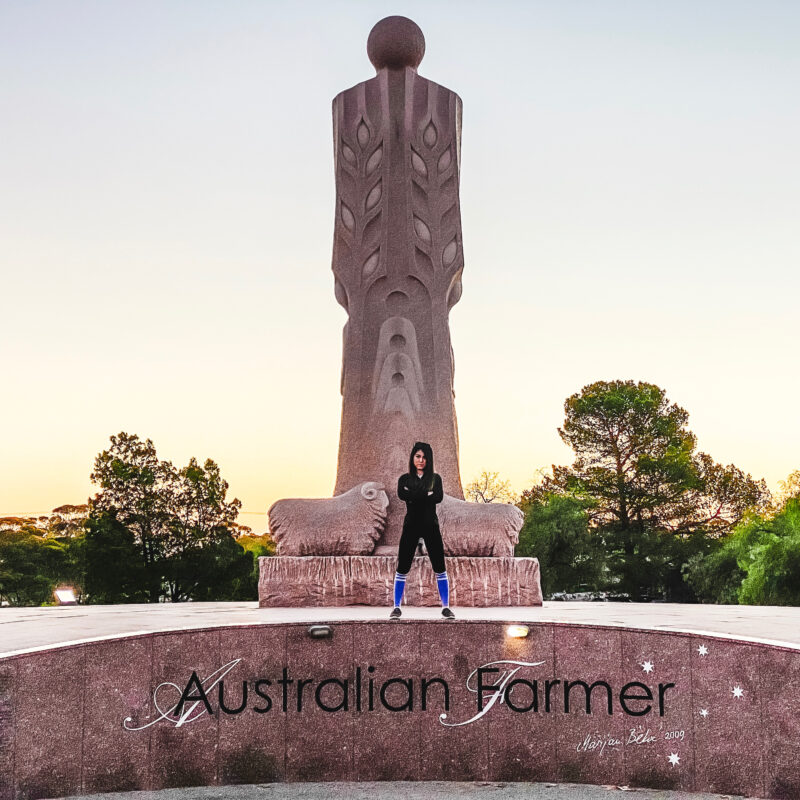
390, 441, 455, 619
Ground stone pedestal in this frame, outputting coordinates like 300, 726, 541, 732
258, 555, 542, 607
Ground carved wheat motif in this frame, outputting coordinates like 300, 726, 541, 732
409, 110, 463, 302
336, 113, 385, 292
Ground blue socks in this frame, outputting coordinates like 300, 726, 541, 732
393, 570, 450, 609
435, 570, 449, 608
393, 572, 407, 608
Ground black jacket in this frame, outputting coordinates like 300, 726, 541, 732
397, 472, 444, 526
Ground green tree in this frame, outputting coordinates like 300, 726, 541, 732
538, 380, 768, 600
516, 492, 603, 598
0, 527, 69, 606
736, 500, 800, 605
237, 532, 276, 596
90, 433, 174, 601
88, 432, 250, 602
683, 543, 745, 604
83, 510, 148, 604
685, 499, 800, 605
237, 533, 277, 559
161, 457, 244, 601
168, 535, 256, 602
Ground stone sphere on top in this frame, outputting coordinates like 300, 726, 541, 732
367, 16, 425, 71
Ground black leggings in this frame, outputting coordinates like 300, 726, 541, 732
396, 519, 446, 574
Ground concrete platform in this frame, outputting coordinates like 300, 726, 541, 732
2, 601, 799, 658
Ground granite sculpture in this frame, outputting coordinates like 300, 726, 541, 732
267, 16, 523, 559
269, 481, 388, 556
438, 495, 523, 557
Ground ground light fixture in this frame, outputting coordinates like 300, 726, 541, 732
307, 624, 334, 639
506, 624, 530, 638
53, 586, 77, 605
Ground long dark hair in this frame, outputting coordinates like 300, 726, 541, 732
408, 441, 435, 490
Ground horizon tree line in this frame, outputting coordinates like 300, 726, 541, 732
1, 379, 798, 606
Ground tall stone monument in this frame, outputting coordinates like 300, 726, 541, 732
260, 17, 541, 606
330, 16, 465, 551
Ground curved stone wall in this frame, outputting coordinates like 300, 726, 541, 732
1, 620, 798, 799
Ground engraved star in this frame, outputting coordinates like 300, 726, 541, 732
668, 753, 680, 766
732, 686, 744, 699
697, 644, 709, 656
641, 660, 655, 673
699, 708, 709, 718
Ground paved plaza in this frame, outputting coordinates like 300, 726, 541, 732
3, 601, 799, 657
53, 780, 756, 800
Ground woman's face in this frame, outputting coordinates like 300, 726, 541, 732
413, 450, 427, 472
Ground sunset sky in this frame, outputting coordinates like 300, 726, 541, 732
2, 1, 799, 532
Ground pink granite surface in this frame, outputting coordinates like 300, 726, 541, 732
417, 623, 491, 781
692, 636, 765, 797
619, 630, 694, 793
2, 620, 799, 798
0, 661, 15, 800
284, 623, 355, 781
554, 625, 626, 786
486, 621, 558, 782
761, 648, 800, 799
141, 630, 216, 789
83, 636, 151, 792
258, 555, 542, 607
218, 626, 286, 784
13, 647, 84, 799
352, 621, 421, 781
